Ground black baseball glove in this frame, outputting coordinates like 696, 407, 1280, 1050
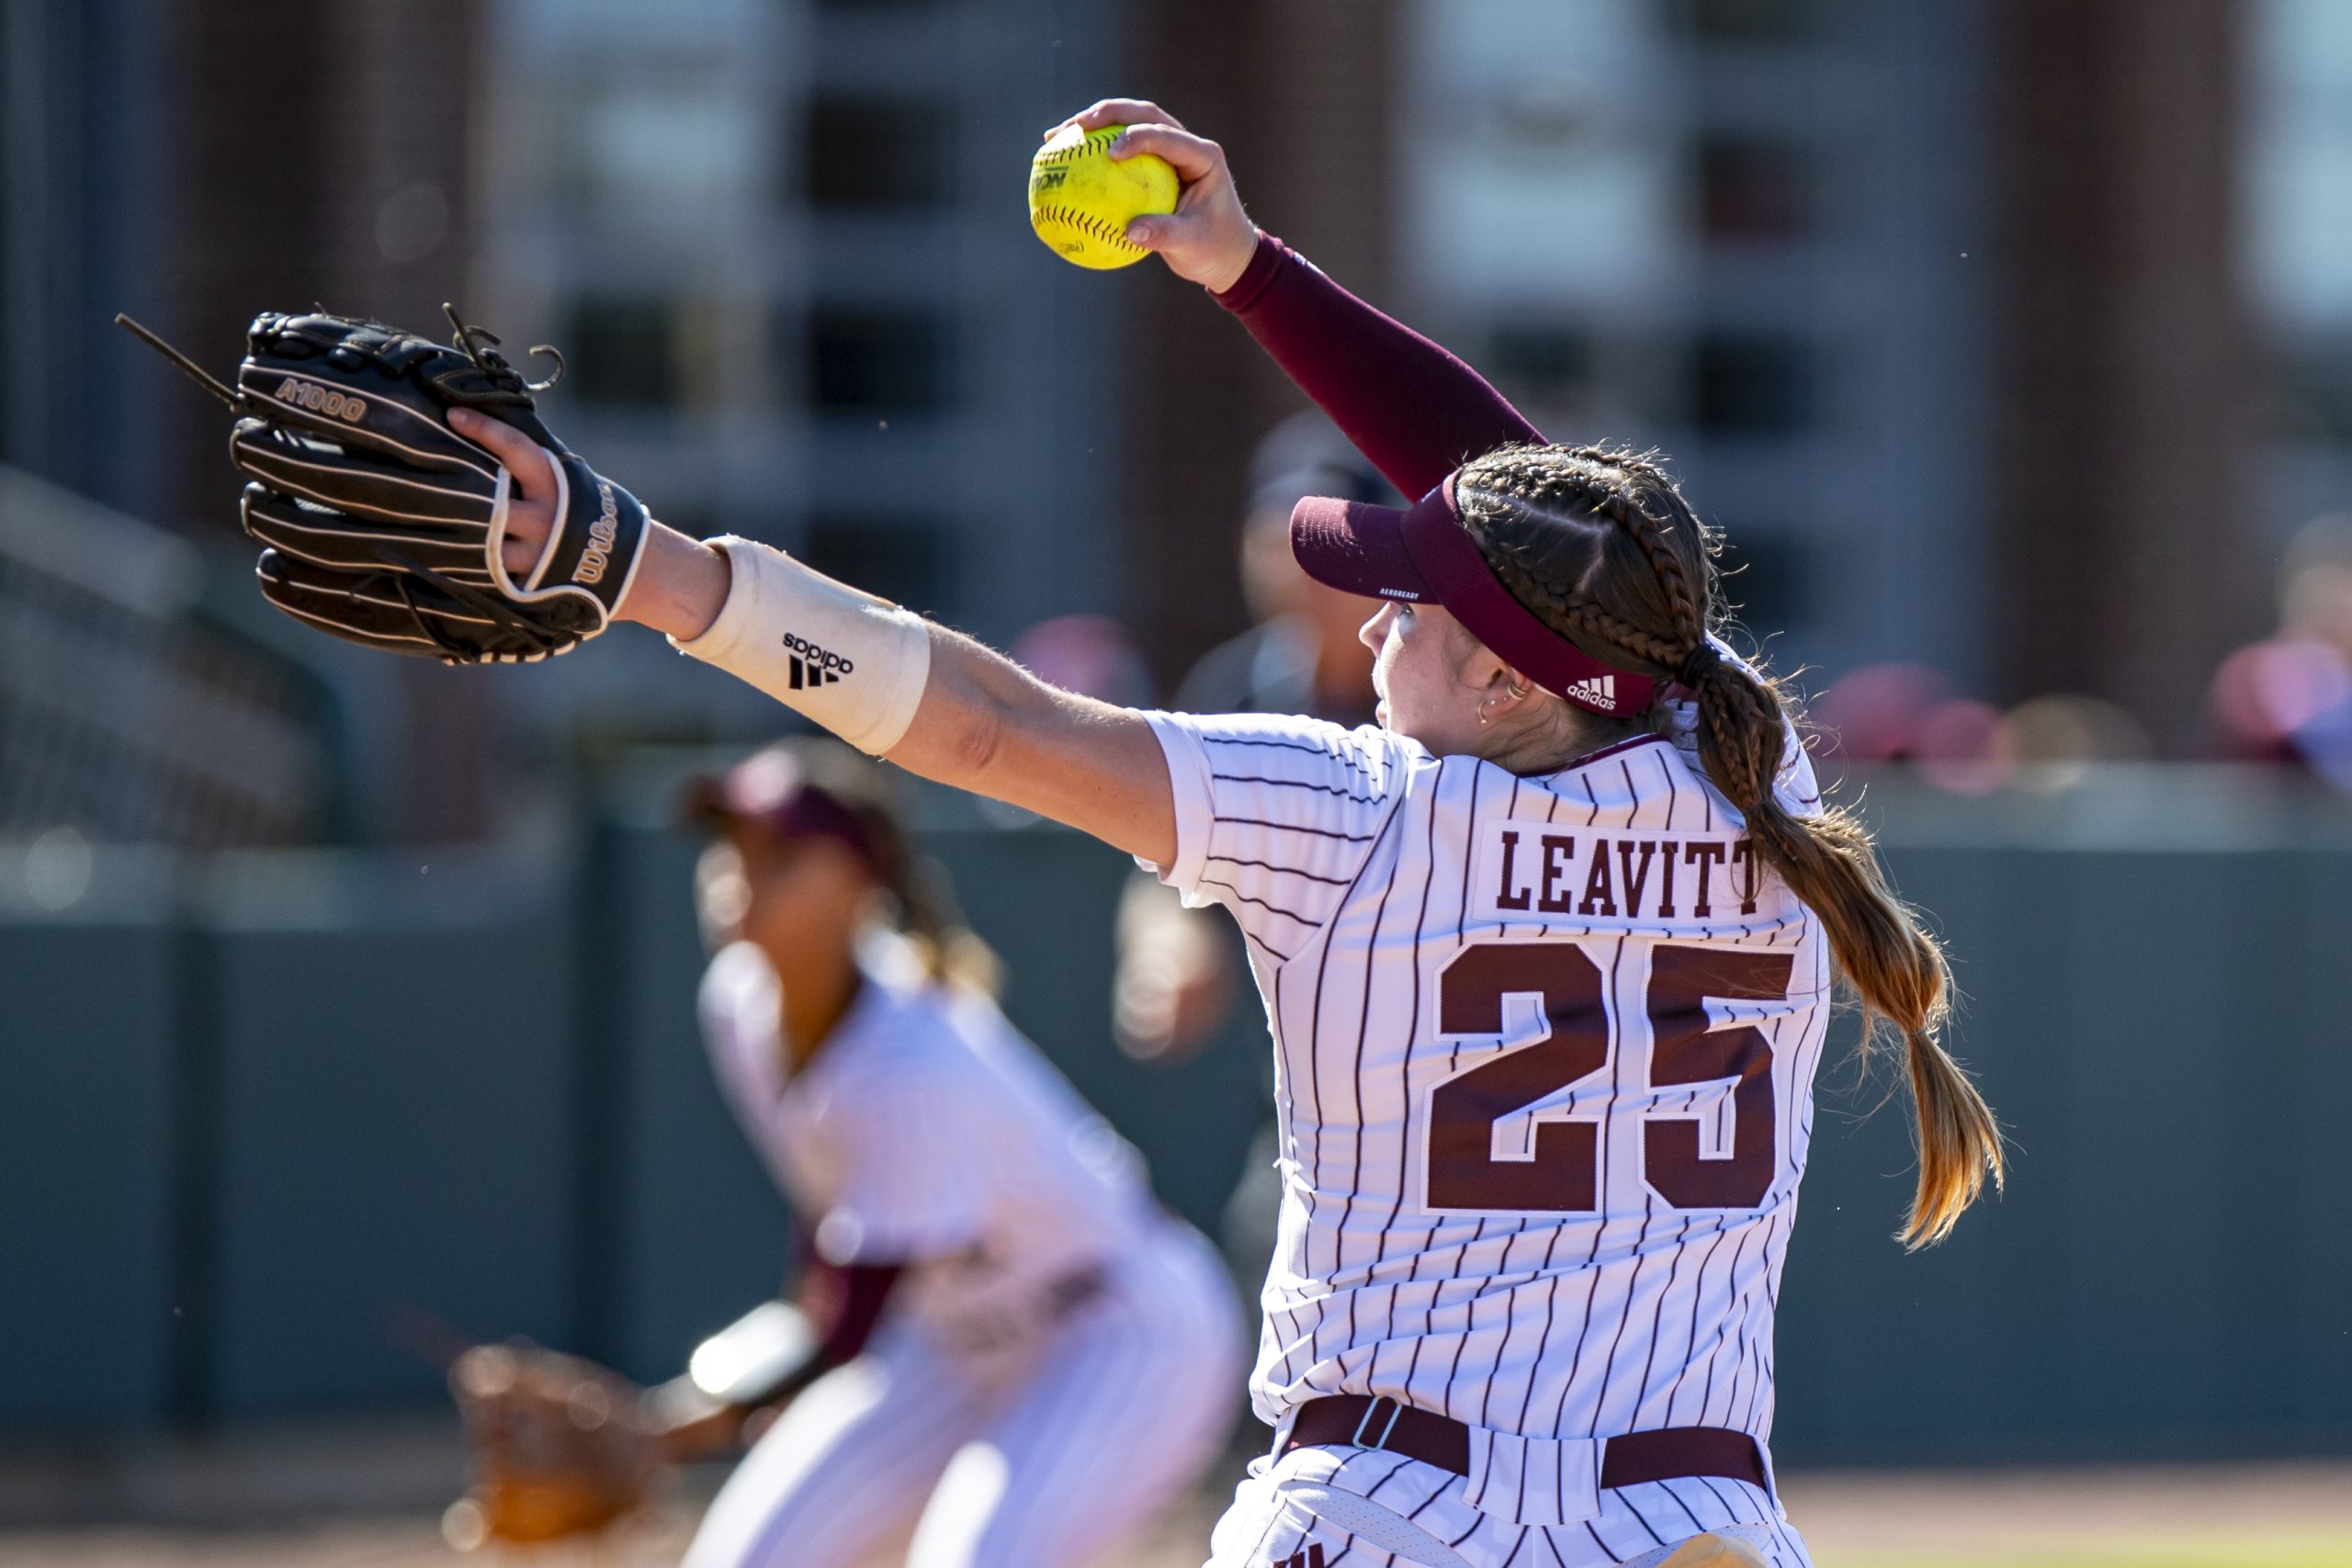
119, 307, 649, 663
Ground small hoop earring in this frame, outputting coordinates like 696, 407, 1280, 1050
1476, 697, 1495, 727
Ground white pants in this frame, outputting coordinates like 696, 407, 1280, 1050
684, 1221, 1244, 1568
1202, 1441, 1813, 1568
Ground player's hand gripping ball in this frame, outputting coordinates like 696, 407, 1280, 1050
1028, 122, 1178, 269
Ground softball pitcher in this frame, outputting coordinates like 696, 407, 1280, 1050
188, 97, 2003, 1568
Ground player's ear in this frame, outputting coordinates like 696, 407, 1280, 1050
1452, 625, 1515, 698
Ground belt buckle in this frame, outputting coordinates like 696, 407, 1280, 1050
1351, 1395, 1404, 1453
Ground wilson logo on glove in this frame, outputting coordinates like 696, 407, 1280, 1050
573, 482, 621, 586
781, 631, 852, 689
273, 376, 367, 423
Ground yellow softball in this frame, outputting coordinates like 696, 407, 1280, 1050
1028, 123, 1179, 270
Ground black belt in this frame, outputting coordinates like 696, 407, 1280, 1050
1283, 1395, 1768, 1491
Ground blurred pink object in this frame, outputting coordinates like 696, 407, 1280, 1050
1008, 615, 1156, 706
1809, 664, 1953, 761
1913, 699, 2015, 793
2208, 636, 2352, 753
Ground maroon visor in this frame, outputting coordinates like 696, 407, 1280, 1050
681, 748, 883, 874
1290, 475, 1657, 717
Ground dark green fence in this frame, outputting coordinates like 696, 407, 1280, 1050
3, 770, 2347, 1463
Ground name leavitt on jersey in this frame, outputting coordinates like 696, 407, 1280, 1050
1144, 688, 1831, 1454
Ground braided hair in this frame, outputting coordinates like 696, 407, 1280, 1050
1456, 444, 2002, 1247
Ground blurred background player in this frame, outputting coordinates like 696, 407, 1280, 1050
497, 741, 1243, 1568
1170, 411, 1389, 728
1113, 413, 1394, 1299
1116, 413, 1387, 1064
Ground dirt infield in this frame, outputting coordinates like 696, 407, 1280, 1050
1779, 1461, 2352, 1567
0, 1421, 2343, 1568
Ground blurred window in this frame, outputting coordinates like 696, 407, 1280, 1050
1486, 323, 1593, 407
2280, 342, 2352, 448
2250, 0, 2352, 461
561, 71, 758, 231
1405, 1, 1677, 310
2249, 0, 2352, 331
558, 0, 762, 23
1710, 528, 1810, 631
564, 299, 680, 408
1665, 0, 1815, 43
1690, 332, 1811, 434
808, 308, 951, 412
805, 97, 952, 210
1696, 133, 1812, 243
803, 513, 948, 613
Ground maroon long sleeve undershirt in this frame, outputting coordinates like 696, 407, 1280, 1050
797, 1257, 903, 1377
1211, 231, 1545, 500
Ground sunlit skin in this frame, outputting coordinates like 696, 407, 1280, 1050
695, 827, 877, 1076
1362, 599, 1644, 773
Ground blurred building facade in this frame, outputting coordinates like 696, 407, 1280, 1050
474, 0, 1134, 651
1, 0, 491, 845
6, 0, 2352, 846
2248, 0, 2352, 559
1395, 0, 1991, 694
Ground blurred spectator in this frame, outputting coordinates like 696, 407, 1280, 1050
1007, 614, 1156, 707
2003, 694, 2151, 787
1113, 413, 1395, 1068
1814, 664, 2150, 793
1913, 698, 2014, 794
2208, 513, 2352, 786
1808, 663, 1956, 762
1114, 414, 1396, 1309
1170, 411, 1390, 724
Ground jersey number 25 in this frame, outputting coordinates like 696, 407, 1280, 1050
1423, 941, 1795, 1214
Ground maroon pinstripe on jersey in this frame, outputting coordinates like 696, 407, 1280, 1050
1148, 680, 1830, 1526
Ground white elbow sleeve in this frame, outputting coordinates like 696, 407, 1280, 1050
669, 536, 933, 755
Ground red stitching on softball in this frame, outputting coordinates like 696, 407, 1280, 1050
1032, 204, 1142, 250
1035, 127, 1122, 168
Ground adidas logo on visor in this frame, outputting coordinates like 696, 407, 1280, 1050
1567, 674, 1617, 705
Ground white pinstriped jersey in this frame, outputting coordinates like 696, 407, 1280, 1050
699, 932, 1158, 1359
1147, 685, 1830, 1514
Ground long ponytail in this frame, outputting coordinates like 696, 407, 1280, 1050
836, 785, 1004, 998
1460, 445, 2004, 1247
1680, 657, 2000, 1246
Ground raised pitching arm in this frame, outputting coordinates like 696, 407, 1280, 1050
1211, 233, 1546, 500
1057, 99, 1548, 498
